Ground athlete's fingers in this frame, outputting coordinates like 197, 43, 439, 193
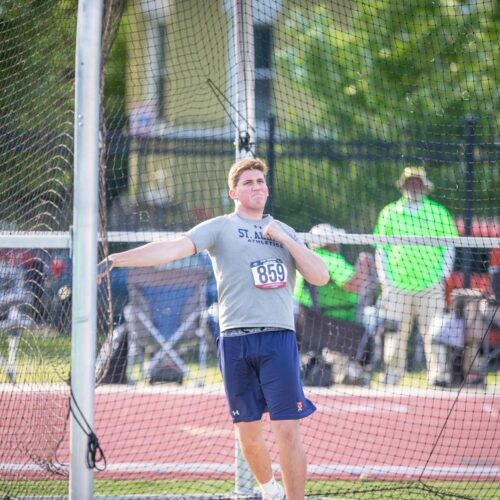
262, 219, 277, 235
97, 258, 113, 284
263, 220, 285, 241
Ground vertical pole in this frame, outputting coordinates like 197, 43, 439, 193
233, 0, 255, 496
266, 113, 275, 214
70, 1, 103, 498
463, 115, 476, 289
234, 0, 255, 159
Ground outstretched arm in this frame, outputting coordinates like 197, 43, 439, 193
263, 220, 329, 286
98, 236, 196, 280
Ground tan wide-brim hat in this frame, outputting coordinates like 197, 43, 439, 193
396, 166, 433, 192
303, 223, 346, 250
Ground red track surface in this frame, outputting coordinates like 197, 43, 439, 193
2, 386, 500, 481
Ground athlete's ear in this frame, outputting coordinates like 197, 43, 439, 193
229, 188, 238, 201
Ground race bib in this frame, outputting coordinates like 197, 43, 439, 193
251, 258, 288, 289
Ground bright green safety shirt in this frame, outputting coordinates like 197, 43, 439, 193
374, 196, 458, 291
294, 248, 358, 322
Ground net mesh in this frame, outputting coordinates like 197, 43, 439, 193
0, 0, 76, 490
1, 0, 499, 498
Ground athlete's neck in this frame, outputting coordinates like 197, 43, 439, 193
234, 206, 265, 220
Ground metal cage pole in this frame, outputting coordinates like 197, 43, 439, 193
70, 0, 103, 498
233, 0, 256, 496
234, 0, 256, 160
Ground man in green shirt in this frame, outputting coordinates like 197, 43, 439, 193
374, 166, 458, 386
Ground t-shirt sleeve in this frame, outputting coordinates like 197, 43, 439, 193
439, 206, 459, 236
278, 220, 306, 246
373, 204, 391, 236
185, 217, 223, 253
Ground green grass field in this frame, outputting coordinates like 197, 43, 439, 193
0, 330, 225, 385
2, 331, 500, 387
0, 331, 71, 383
1, 479, 500, 498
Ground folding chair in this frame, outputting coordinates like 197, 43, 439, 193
0, 264, 34, 383
296, 274, 378, 386
125, 266, 211, 385
296, 308, 369, 383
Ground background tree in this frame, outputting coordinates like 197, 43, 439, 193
276, 1, 500, 141
0, 0, 127, 229
271, 1, 499, 234
0, 0, 76, 230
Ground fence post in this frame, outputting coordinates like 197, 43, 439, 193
233, 0, 255, 496
70, 0, 103, 498
463, 114, 476, 289
266, 113, 275, 215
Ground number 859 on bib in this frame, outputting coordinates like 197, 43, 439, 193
250, 258, 288, 289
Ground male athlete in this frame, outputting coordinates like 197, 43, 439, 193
99, 158, 329, 500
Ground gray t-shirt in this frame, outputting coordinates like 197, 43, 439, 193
186, 213, 303, 333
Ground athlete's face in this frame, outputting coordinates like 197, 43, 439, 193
229, 169, 269, 212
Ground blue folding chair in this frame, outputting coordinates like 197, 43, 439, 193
125, 266, 210, 385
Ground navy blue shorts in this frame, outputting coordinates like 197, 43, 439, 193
217, 330, 316, 423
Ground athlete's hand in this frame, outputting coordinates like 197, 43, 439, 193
262, 219, 290, 245
97, 257, 114, 285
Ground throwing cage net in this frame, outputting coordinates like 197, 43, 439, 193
0, 0, 499, 498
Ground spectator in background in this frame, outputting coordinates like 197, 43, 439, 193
294, 224, 379, 384
374, 166, 458, 386
295, 224, 377, 325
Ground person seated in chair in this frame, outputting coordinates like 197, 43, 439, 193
294, 224, 378, 384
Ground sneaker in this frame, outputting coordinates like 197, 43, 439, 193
432, 379, 450, 388
262, 482, 285, 500
465, 373, 485, 387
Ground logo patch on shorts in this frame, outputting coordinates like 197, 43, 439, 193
297, 401, 303, 412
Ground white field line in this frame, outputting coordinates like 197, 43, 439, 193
2, 382, 500, 398
483, 403, 500, 418
315, 401, 409, 414
1, 461, 500, 478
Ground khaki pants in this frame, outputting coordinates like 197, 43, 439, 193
380, 283, 445, 385
452, 289, 489, 382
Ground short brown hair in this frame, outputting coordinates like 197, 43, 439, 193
227, 158, 268, 190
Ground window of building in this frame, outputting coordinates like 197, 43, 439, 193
158, 23, 167, 119
254, 23, 272, 123
152, 19, 274, 133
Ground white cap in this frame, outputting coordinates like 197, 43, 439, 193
304, 223, 346, 249
396, 166, 433, 192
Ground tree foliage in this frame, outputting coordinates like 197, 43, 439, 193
0, 0, 76, 133
276, 0, 500, 140
0, 0, 76, 229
